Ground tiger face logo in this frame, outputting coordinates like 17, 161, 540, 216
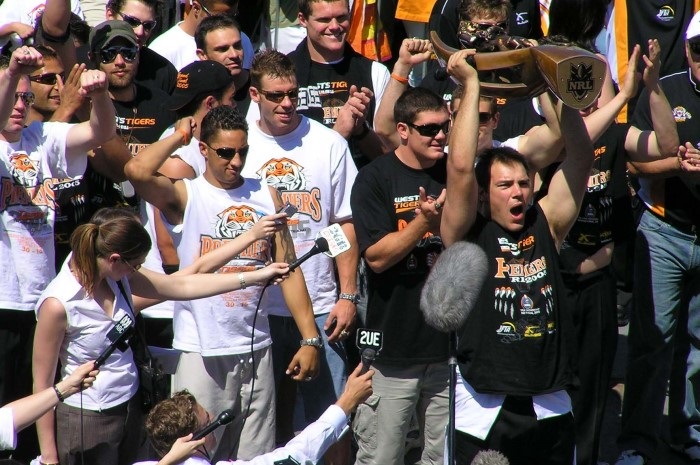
255, 157, 307, 191
215, 205, 259, 239
9, 153, 39, 187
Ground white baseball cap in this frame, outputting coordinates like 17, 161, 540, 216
687, 11, 700, 41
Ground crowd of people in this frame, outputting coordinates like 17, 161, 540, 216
0, 0, 699, 465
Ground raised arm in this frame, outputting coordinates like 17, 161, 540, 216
0, 47, 43, 128
64, 70, 117, 158
374, 39, 434, 150
625, 39, 679, 162
538, 102, 595, 249
124, 117, 194, 224
440, 49, 480, 247
515, 91, 564, 172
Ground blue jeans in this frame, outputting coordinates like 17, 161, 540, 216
619, 210, 700, 457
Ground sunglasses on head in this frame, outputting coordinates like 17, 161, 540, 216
259, 88, 299, 104
690, 40, 700, 55
29, 72, 65, 85
120, 13, 157, 32
99, 45, 138, 64
479, 112, 494, 124
209, 145, 250, 160
15, 92, 35, 106
407, 120, 451, 137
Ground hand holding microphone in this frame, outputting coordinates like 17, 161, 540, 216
192, 409, 235, 440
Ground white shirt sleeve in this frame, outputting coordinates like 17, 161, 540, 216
0, 407, 16, 451
218, 405, 349, 465
370, 61, 391, 122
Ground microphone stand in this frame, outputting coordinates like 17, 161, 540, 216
447, 331, 457, 465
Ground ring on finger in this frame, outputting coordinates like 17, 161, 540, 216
340, 329, 350, 338
435, 201, 442, 210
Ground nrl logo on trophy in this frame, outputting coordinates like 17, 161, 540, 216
430, 30, 606, 110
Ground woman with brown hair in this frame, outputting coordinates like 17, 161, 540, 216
32, 207, 289, 465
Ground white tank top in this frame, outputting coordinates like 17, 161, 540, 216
172, 176, 276, 356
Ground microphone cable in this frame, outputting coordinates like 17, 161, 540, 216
225, 277, 273, 461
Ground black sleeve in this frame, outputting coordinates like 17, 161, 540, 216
351, 165, 396, 255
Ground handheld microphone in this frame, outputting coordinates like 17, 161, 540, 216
192, 408, 235, 440
94, 314, 135, 368
471, 449, 510, 465
288, 224, 352, 271
356, 328, 383, 374
419, 241, 488, 333
289, 237, 329, 272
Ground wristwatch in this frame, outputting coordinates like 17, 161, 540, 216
300, 335, 324, 349
339, 293, 360, 305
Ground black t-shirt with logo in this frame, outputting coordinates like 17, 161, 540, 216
351, 153, 449, 366
459, 206, 577, 395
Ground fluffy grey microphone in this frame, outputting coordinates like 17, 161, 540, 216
420, 241, 488, 333
470, 449, 510, 465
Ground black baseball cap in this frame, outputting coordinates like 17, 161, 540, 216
89, 20, 138, 54
168, 60, 234, 111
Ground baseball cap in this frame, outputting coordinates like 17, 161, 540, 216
687, 11, 700, 41
168, 61, 234, 111
89, 20, 138, 53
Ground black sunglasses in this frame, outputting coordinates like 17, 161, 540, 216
99, 45, 138, 64
479, 112, 494, 124
259, 88, 299, 104
209, 145, 250, 160
468, 20, 508, 31
120, 13, 157, 31
29, 72, 65, 85
407, 120, 451, 137
15, 92, 35, 106
690, 40, 700, 55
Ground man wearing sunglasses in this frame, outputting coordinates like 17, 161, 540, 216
243, 49, 359, 465
0, 45, 115, 462
104, 0, 178, 94
124, 105, 320, 462
89, 20, 176, 160
350, 85, 450, 465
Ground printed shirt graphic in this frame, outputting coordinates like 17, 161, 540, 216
0, 121, 80, 310
172, 177, 276, 356
459, 205, 575, 395
242, 116, 357, 316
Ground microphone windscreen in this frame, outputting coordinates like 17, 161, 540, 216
217, 409, 235, 425
420, 241, 488, 333
470, 449, 510, 465
315, 237, 330, 253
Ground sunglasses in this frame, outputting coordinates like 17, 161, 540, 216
120, 257, 142, 272
209, 145, 250, 160
99, 46, 138, 64
479, 112, 495, 124
467, 20, 508, 31
15, 92, 35, 106
690, 40, 700, 55
29, 72, 65, 85
119, 12, 157, 32
199, 1, 238, 17
407, 120, 450, 137
259, 88, 299, 104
